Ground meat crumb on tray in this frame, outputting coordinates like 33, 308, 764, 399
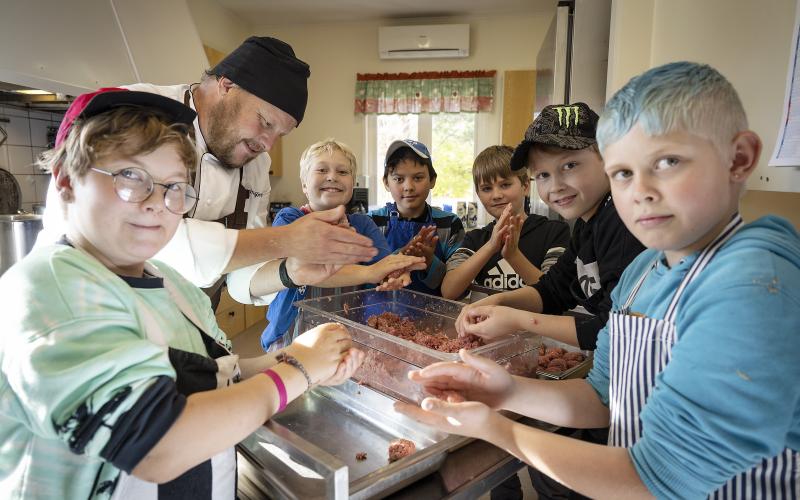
388, 438, 416, 462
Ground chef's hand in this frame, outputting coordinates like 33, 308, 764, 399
285, 323, 352, 385
285, 257, 342, 286
395, 350, 514, 438
459, 305, 530, 340
283, 206, 377, 265
318, 347, 365, 386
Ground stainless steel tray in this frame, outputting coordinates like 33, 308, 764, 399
237, 379, 467, 499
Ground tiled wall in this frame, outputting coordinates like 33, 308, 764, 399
0, 105, 63, 212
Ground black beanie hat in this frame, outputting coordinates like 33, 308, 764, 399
210, 36, 310, 125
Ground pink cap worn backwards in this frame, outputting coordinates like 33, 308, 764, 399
55, 87, 197, 147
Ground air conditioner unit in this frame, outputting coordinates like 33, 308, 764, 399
378, 24, 469, 59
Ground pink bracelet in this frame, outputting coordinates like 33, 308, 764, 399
263, 369, 288, 412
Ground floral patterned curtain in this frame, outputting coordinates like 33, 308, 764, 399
354, 70, 496, 114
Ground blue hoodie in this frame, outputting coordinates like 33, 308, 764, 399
588, 216, 800, 498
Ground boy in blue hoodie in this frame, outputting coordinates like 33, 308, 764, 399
396, 62, 800, 498
258, 139, 424, 351
369, 140, 465, 295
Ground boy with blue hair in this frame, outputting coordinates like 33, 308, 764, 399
396, 61, 800, 498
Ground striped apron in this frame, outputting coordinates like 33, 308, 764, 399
607, 214, 799, 499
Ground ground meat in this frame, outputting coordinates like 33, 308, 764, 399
367, 312, 484, 353
356, 452, 367, 461
537, 344, 588, 375
563, 351, 586, 362
388, 438, 416, 462
546, 358, 568, 371
546, 347, 567, 357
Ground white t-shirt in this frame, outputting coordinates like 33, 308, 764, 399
36, 83, 272, 303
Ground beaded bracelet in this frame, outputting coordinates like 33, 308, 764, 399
277, 352, 313, 388
263, 369, 288, 412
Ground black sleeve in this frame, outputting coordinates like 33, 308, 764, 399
532, 231, 580, 314
546, 221, 571, 249
574, 209, 646, 350
99, 376, 187, 473
575, 315, 609, 351
462, 227, 485, 251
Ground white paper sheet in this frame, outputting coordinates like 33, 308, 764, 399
770, 0, 800, 166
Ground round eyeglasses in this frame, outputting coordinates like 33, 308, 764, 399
90, 167, 198, 215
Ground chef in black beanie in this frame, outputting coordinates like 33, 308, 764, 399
38, 34, 377, 314
210, 36, 310, 126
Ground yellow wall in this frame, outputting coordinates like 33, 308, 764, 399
187, 0, 250, 54
250, 14, 550, 204
608, 0, 800, 226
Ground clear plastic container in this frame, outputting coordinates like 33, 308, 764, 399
293, 289, 539, 402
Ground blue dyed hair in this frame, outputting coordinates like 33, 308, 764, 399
597, 62, 747, 160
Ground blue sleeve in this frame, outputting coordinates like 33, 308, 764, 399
273, 206, 304, 227
630, 252, 800, 498
586, 324, 611, 405
420, 213, 465, 289
350, 214, 391, 263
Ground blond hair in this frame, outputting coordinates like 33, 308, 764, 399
37, 106, 197, 179
299, 138, 357, 182
473, 145, 528, 189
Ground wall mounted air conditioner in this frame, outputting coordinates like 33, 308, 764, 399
378, 24, 469, 59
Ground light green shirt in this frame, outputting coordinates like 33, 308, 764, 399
0, 244, 230, 499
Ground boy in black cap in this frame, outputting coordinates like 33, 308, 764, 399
38, 36, 378, 310
457, 103, 645, 500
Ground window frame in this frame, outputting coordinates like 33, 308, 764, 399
365, 112, 494, 224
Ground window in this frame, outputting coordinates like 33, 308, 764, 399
368, 112, 478, 212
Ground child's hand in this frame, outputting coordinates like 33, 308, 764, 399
318, 347, 365, 386
402, 226, 439, 268
286, 323, 352, 385
488, 204, 513, 253
500, 214, 524, 260
369, 254, 426, 290
459, 305, 528, 339
394, 350, 515, 438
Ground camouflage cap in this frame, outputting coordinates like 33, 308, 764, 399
510, 102, 599, 170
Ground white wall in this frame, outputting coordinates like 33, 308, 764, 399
0, 0, 208, 93
250, 13, 551, 204
607, 0, 800, 195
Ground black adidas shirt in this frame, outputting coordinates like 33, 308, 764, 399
447, 214, 570, 293
532, 193, 646, 350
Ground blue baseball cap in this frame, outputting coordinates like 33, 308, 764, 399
384, 139, 432, 166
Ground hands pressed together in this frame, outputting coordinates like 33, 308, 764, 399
489, 204, 525, 261
394, 349, 517, 439
285, 322, 365, 387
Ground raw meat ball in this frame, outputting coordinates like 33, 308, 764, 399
388, 438, 416, 462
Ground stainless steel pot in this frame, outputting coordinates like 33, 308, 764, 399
0, 214, 43, 276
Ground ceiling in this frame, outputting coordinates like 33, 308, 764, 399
217, 0, 558, 25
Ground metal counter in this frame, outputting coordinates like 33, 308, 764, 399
236, 379, 556, 499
